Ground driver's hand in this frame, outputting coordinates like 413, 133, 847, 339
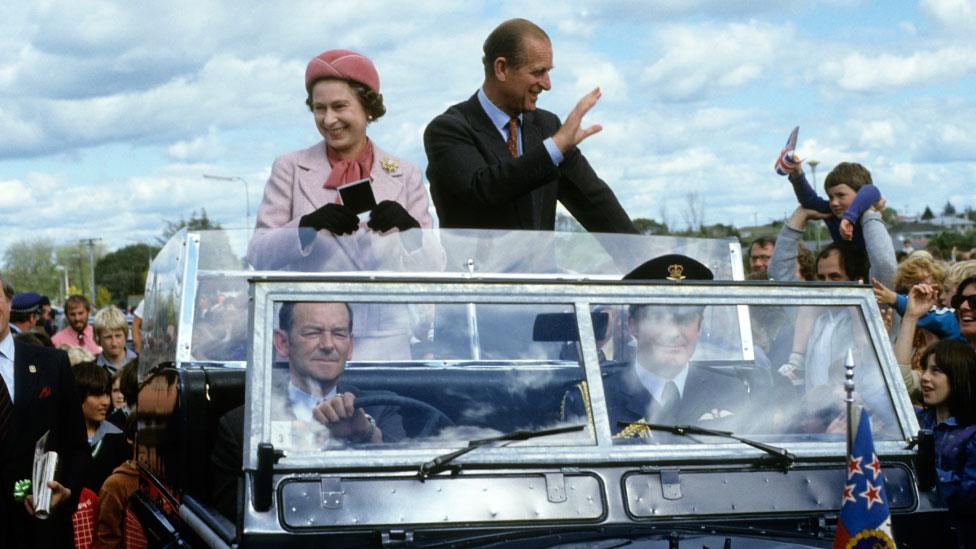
312, 392, 379, 442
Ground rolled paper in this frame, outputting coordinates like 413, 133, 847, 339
774, 125, 800, 175
13, 479, 31, 502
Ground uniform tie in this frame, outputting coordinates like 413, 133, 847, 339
652, 380, 680, 424
506, 117, 519, 158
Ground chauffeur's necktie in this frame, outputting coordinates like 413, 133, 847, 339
506, 117, 519, 158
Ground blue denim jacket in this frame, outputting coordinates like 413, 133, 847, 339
916, 407, 976, 514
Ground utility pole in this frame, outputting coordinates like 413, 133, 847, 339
81, 238, 101, 306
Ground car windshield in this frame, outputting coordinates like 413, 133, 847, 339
255, 296, 901, 458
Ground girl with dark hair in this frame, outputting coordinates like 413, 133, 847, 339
916, 339, 976, 546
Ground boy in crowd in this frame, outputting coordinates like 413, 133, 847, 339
93, 305, 136, 376
782, 160, 885, 253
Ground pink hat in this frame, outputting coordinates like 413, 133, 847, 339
305, 49, 380, 94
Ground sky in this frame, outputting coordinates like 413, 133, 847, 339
2, 0, 975, 259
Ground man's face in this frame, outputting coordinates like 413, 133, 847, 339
274, 302, 353, 395
98, 328, 128, 361
629, 306, 702, 378
0, 283, 10, 339
82, 393, 111, 426
67, 303, 90, 333
495, 36, 553, 115
749, 243, 774, 273
816, 250, 852, 282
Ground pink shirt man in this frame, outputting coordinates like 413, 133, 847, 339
52, 324, 102, 355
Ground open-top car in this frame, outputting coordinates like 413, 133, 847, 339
130, 228, 946, 547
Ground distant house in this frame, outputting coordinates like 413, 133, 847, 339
892, 216, 974, 250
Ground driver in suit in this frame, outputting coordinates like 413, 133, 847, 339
562, 255, 748, 442
211, 301, 404, 518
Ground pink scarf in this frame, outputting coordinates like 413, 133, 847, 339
323, 139, 374, 203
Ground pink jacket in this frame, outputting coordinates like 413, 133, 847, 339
246, 140, 437, 271
246, 141, 443, 360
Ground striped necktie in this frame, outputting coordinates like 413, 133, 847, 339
0, 375, 12, 443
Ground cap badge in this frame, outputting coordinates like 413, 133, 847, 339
666, 264, 686, 281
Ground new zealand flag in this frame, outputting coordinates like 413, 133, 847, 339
833, 408, 895, 549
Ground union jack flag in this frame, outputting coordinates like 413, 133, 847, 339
833, 408, 895, 549
774, 126, 800, 175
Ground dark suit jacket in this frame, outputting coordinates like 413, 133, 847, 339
0, 341, 90, 548
562, 362, 748, 442
424, 93, 637, 233
210, 382, 405, 519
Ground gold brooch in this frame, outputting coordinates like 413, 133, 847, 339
28, 365, 37, 373
380, 157, 398, 173
666, 264, 686, 281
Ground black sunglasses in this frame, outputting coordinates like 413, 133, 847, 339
951, 294, 976, 310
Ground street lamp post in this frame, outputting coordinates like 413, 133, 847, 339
807, 159, 821, 250
203, 174, 252, 236
55, 265, 67, 305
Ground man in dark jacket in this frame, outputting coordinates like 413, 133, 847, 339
424, 18, 635, 234
0, 272, 90, 547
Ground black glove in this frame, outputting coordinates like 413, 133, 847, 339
300, 203, 359, 235
367, 200, 421, 232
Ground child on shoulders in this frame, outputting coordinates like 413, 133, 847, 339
782, 161, 884, 252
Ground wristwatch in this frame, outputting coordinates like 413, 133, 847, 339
355, 414, 377, 443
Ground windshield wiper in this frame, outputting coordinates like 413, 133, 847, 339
418, 424, 585, 480
616, 422, 796, 468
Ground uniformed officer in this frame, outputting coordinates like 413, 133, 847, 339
563, 254, 747, 441
9, 292, 44, 335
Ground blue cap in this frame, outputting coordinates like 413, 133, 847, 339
11, 291, 44, 313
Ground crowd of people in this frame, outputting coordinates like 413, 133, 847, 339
1, 285, 140, 548
744, 155, 976, 542
1, 14, 974, 548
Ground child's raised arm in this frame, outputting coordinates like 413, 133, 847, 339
787, 171, 830, 214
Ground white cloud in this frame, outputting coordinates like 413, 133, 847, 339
167, 128, 225, 162
920, 0, 976, 35
641, 21, 793, 101
818, 47, 976, 92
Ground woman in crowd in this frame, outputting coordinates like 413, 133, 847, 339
915, 339, 976, 546
246, 49, 441, 359
943, 260, 976, 310
954, 276, 976, 349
